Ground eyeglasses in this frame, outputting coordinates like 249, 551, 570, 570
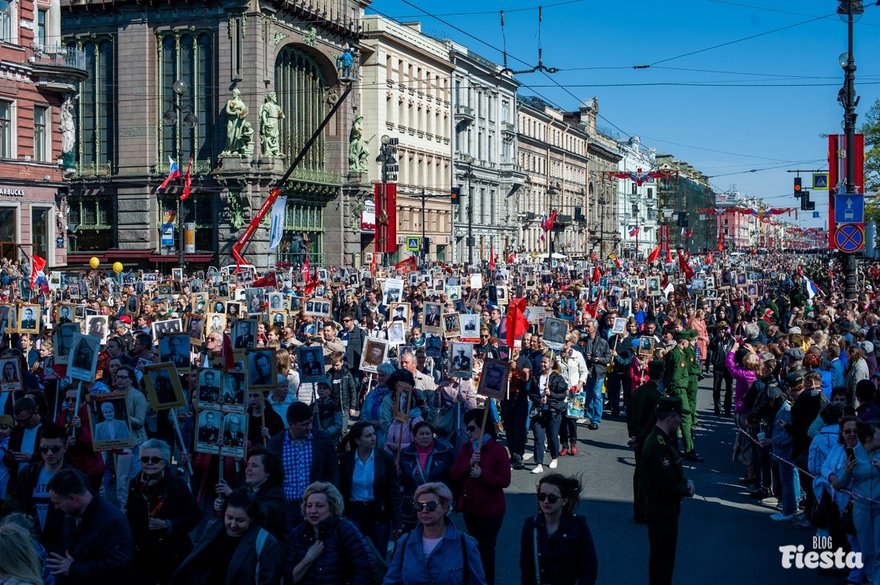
40, 445, 63, 454
536, 493, 561, 504
140, 456, 164, 464
343, 319, 351, 323
414, 500, 440, 512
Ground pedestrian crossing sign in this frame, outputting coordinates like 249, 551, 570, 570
406, 237, 421, 252
812, 172, 829, 190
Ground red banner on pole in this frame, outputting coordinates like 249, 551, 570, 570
660, 224, 669, 261
385, 183, 397, 253
374, 183, 386, 254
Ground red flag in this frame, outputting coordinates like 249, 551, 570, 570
706, 252, 713, 265
592, 265, 601, 284
717, 229, 725, 251
613, 257, 621, 269
180, 156, 193, 201
301, 256, 311, 282
505, 298, 530, 348
647, 246, 660, 263
488, 251, 495, 271
304, 278, 320, 296
369, 252, 377, 276
395, 256, 417, 274
221, 333, 235, 370
665, 246, 673, 264
677, 249, 695, 281
583, 301, 599, 318
252, 272, 276, 288
506, 252, 516, 264
30, 254, 46, 291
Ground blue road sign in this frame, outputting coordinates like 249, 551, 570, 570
834, 193, 864, 224
406, 237, 421, 252
812, 172, 829, 190
835, 223, 864, 253
812, 211, 820, 219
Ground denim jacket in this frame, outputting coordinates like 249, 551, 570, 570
383, 523, 487, 585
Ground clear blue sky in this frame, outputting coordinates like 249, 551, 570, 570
367, 0, 880, 229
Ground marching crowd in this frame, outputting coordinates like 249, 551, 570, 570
0, 251, 876, 585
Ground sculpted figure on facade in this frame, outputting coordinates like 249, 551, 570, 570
348, 115, 369, 173
259, 92, 285, 157
60, 95, 76, 168
222, 88, 249, 155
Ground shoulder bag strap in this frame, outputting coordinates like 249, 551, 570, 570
254, 527, 269, 583
533, 525, 541, 585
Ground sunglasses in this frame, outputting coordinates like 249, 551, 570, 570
40, 445, 63, 454
414, 500, 441, 512
140, 456, 164, 464
536, 493, 561, 504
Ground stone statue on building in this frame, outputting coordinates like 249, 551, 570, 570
348, 115, 370, 173
222, 88, 249, 156
241, 119, 255, 157
60, 95, 76, 169
259, 91, 285, 157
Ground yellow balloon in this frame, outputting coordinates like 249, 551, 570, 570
89, 257, 100, 269
112, 262, 124, 274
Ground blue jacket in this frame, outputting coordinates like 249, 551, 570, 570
287, 516, 372, 585
771, 401, 794, 459
838, 442, 880, 508
383, 523, 487, 585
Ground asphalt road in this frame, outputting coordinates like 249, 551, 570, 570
483, 377, 837, 585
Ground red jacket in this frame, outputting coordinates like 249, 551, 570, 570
450, 437, 511, 517
55, 406, 105, 480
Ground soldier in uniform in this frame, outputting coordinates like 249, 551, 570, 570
685, 329, 704, 462
627, 358, 666, 524
663, 330, 703, 462
641, 395, 695, 585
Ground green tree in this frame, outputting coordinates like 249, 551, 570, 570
860, 96, 880, 195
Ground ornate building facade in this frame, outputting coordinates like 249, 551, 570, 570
448, 41, 525, 265
0, 0, 85, 268
357, 15, 452, 263
61, 0, 367, 269
615, 136, 658, 260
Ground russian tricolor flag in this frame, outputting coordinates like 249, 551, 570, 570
156, 157, 181, 192
804, 276, 822, 300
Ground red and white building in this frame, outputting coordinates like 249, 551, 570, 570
0, 0, 85, 267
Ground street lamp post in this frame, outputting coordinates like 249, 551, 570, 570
546, 182, 559, 265
376, 135, 398, 266
461, 154, 475, 266
162, 79, 196, 271
840, 0, 862, 300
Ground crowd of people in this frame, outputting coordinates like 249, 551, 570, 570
0, 250, 874, 585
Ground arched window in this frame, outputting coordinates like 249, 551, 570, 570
275, 46, 326, 170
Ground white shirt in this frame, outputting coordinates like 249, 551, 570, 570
351, 450, 375, 501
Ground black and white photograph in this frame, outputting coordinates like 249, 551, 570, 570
611, 317, 628, 336
387, 321, 407, 346
423, 302, 443, 333
269, 311, 287, 328
225, 301, 243, 320
248, 348, 278, 390
220, 412, 247, 458
383, 277, 404, 305
143, 363, 185, 410
360, 337, 388, 374
542, 317, 568, 351
290, 296, 303, 313
478, 358, 510, 400
187, 316, 205, 342
194, 409, 221, 454
425, 334, 442, 358
53, 323, 79, 365
445, 284, 462, 302
393, 381, 414, 423
268, 293, 285, 312
0, 357, 22, 393
191, 293, 209, 315
449, 341, 475, 379
459, 314, 480, 339
244, 288, 266, 315
638, 336, 656, 357
171, 267, 184, 281
158, 334, 192, 372
89, 392, 134, 451
232, 319, 257, 349
706, 276, 716, 290
68, 333, 100, 382
217, 282, 230, 298
18, 304, 40, 334
220, 370, 247, 411
55, 303, 76, 325
304, 298, 332, 320
443, 312, 461, 339
646, 276, 662, 298
297, 346, 326, 382
211, 300, 226, 314
152, 318, 183, 339
432, 278, 444, 292
197, 368, 223, 408
390, 302, 410, 323
0, 305, 8, 337
207, 313, 227, 335
736, 272, 748, 287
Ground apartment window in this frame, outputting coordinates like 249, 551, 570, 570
0, 0, 12, 43
0, 100, 11, 158
69, 37, 115, 174
501, 100, 509, 122
67, 194, 114, 251
37, 9, 47, 49
33, 106, 48, 161
647, 188, 654, 199
159, 32, 215, 163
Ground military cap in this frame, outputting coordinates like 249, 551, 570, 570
656, 395, 690, 416
675, 329, 698, 341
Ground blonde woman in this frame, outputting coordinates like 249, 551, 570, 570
0, 522, 43, 585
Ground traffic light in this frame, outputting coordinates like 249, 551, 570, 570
800, 190, 814, 211
794, 177, 803, 198
451, 187, 461, 206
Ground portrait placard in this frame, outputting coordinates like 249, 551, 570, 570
297, 346, 326, 382
387, 321, 407, 346
206, 313, 227, 336
478, 358, 509, 400
152, 318, 183, 339
195, 408, 221, 455
611, 318, 628, 336
89, 392, 134, 451
423, 302, 443, 334
0, 357, 22, 393
196, 368, 223, 408
158, 334, 192, 372
360, 337, 388, 374
442, 313, 461, 339
542, 317, 568, 351
84, 315, 109, 344
219, 370, 247, 413
383, 278, 404, 305
389, 302, 410, 324
425, 334, 442, 358
55, 303, 76, 325
53, 323, 79, 365
304, 298, 332, 320
68, 334, 100, 382
449, 341, 474, 379
248, 348, 278, 390
220, 412, 248, 459
459, 314, 480, 341
393, 381, 414, 422
638, 336, 656, 358
232, 319, 257, 349
647, 276, 662, 298
143, 362, 185, 410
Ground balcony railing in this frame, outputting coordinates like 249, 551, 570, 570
30, 44, 87, 73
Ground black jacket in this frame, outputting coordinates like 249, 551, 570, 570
529, 372, 569, 414
170, 522, 283, 585
267, 429, 341, 489
344, 325, 366, 371
583, 334, 612, 378
519, 513, 598, 585
339, 448, 401, 527
58, 495, 134, 585
3, 461, 74, 552
126, 471, 201, 572
286, 516, 372, 585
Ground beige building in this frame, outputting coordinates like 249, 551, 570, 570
516, 97, 589, 259
357, 16, 452, 262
